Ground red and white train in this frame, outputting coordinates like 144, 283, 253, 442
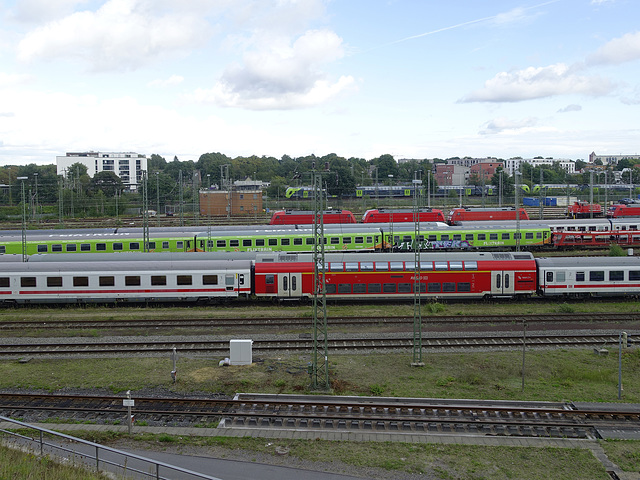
2, 251, 640, 305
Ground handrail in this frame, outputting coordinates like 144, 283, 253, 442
0, 415, 222, 480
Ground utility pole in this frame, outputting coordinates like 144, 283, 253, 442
411, 173, 424, 367
142, 171, 149, 252
311, 164, 329, 391
18, 177, 28, 262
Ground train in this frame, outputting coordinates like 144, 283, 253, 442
2, 250, 640, 305
607, 204, 640, 218
269, 209, 357, 225
361, 208, 445, 223
446, 207, 530, 225
0, 222, 552, 256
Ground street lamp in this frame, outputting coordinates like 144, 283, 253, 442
17, 177, 28, 262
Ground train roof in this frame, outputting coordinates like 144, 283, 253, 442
0, 258, 253, 272
448, 206, 523, 212
254, 251, 535, 263
23, 251, 260, 262
535, 256, 640, 268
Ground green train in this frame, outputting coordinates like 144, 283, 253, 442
0, 223, 551, 256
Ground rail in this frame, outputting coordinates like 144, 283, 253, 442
0, 415, 221, 480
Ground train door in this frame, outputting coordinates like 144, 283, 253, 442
491, 271, 515, 295
278, 272, 302, 298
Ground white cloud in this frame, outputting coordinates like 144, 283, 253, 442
10, 0, 89, 23
148, 75, 184, 88
479, 117, 539, 135
557, 104, 582, 113
460, 63, 614, 102
16, 0, 211, 71
190, 29, 356, 109
0, 72, 33, 88
587, 31, 640, 65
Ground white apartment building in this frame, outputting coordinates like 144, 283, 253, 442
589, 152, 640, 166
503, 158, 575, 176
56, 151, 148, 190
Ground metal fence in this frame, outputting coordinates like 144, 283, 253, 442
0, 416, 222, 480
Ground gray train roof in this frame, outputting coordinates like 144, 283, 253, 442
255, 251, 535, 263
25, 252, 260, 262
535, 256, 640, 268
0, 258, 253, 272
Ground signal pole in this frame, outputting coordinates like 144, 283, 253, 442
142, 171, 149, 252
411, 174, 424, 367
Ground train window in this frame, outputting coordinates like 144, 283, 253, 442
375, 262, 389, 271
489, 233, 498, 240
525, 233, 533, 240
243, 239, 252, 247
255, 239, 265, 247
338, 284, 351, 294
588, 226, 596, 231
37, 244, 47, 253
440, 235, 450, 241
495, 275, 501, 289
306, 238, 315, 245
465, 234, 474, 241
416, 235, 425, 242
360, 262, 374, 271
97, 243, 107, 251
100, 276, 115, 286
477, 234, 486, 240
0, 277, 8, 287
21, 277, 36, 287
504, 274, 510, 289
176, 241, 184, 249
66, 244, 77, 252
128, 243, 139, 250
217, 240, 226, 248
225, 275, 235, 287
151, 276, 166, 286
149, 242, 156, 250
269, 238, 278, 246
428, 282, 441, 292
52, 244, 63, 252
368, 283, 381, 293
463, 261, 477, 270
47, 277, 62, 287
457, 282, 471, 292
325, 284, 336, 294
353, 283, 366, 293
367, 236, 373, 244
536, 232, 542, 239
393, 236, 400, 244
398, 283, 411, 293
428, 235, 437, 241
383, 283, 396, 293
73, 277, 89, 287
265, 275, 275, 285
281, 238, 290, 246
589, 271, 605, 282
453, 234, 462, 241
420, 262, 433, 270
514, 232, 521, 239
345, 263, 358, 271
449, 262, 463, 270
546, 272, 554, 282
390, 262, 404, 271
330, 237, 339, 244
330, 263, 344, 271
113, 243, 123, 251
355, 237, 364, 244
342, 237, 351, 244
125, 276, 141, 286
434, 262, 448, 270
291, 276, 296, 291
402, 235, 412, 242
230, 240, 240, 247
576, 272, 585, 282
609, 271, 624, 281
557, 271, 565, 282
0, 246, 4, 254
418, 283, 426, 293
443, 282, 455, 292
177, 275, 192, 285
631, 225, 638, 230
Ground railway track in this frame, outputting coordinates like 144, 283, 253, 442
2, 312, 640, 331
1, 392, 638, 439
0, 333, 636, 358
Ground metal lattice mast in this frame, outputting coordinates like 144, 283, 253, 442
311, 168, 329, 390
142, 171, 149, 252
411, 175, 424, 367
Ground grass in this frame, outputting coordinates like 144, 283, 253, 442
0, 444, 111, 480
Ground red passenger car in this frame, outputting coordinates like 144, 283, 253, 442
447, 207, 529, 225
253, 252, 537, 301
362, 208, 445, 223
269, 209, 357, 225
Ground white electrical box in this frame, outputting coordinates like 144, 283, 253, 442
230, 339, 253, 365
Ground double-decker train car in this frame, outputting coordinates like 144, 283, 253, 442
447, 207, 530, 225
361, 208, 445, 223
269, 209, 357, 225
253, 251, 538, 301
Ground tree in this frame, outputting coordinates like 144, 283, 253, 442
89, 171, 123, 197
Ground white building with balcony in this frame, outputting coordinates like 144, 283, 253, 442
56, 151, 148, 190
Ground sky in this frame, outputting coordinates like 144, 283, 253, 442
0, 0, 639, 167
